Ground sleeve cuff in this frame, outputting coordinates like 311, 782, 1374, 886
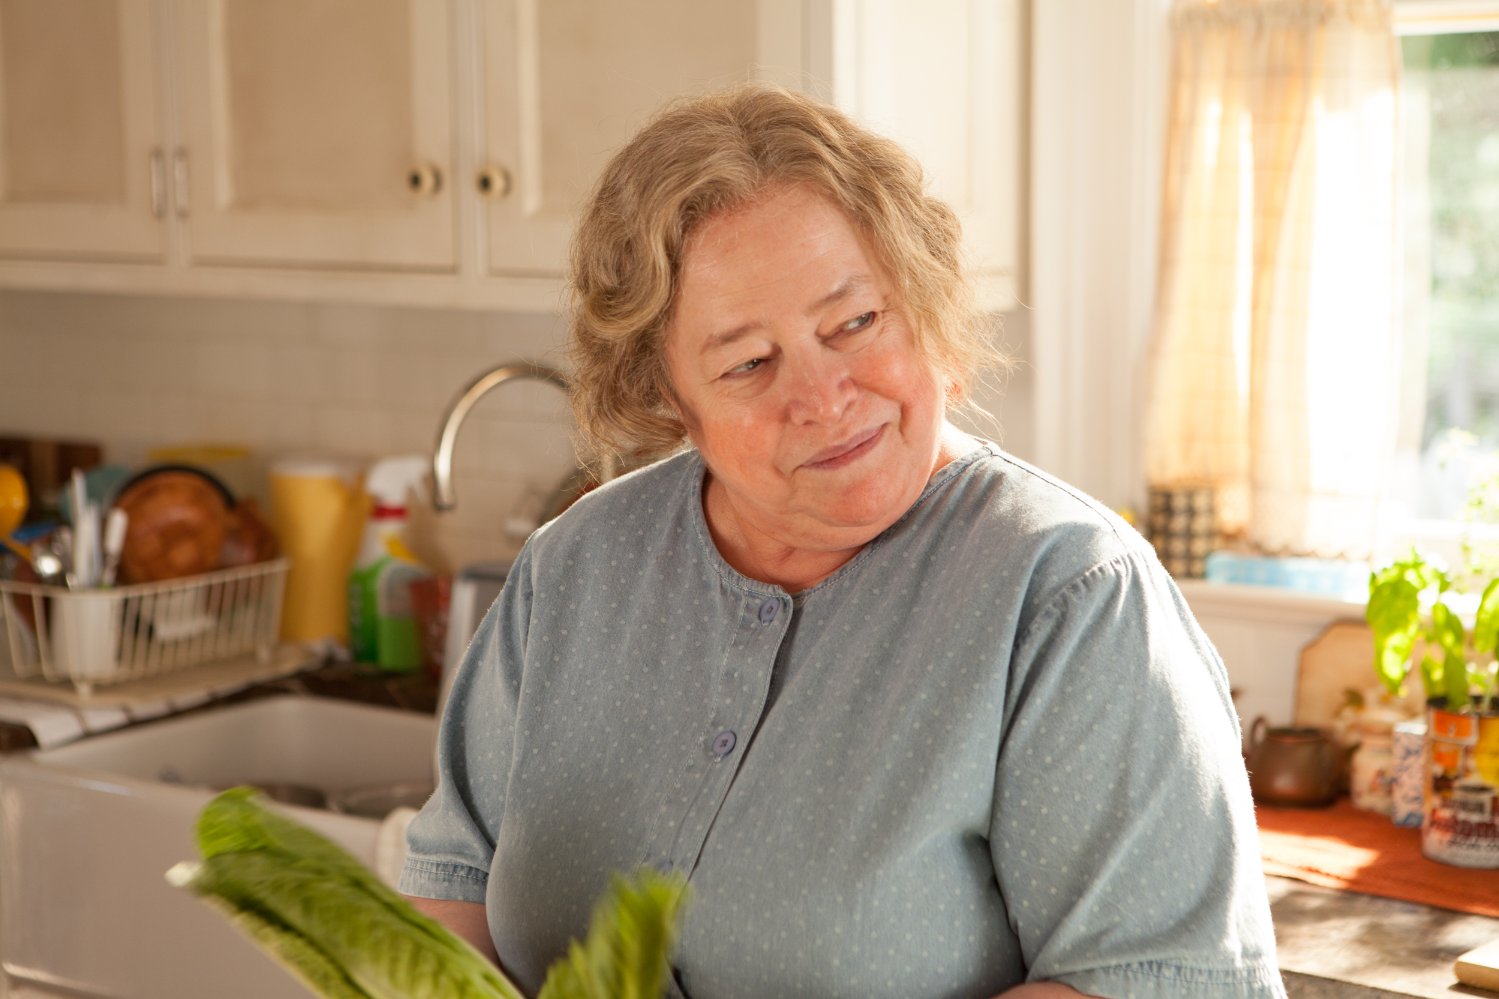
397, 857, 490, 904
1054, 959, 1287, 999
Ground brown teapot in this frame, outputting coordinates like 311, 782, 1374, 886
1246, 717, 1340, 808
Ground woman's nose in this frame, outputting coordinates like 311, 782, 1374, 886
784, 353, 856, 424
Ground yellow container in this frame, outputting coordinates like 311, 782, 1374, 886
267, 457, 369, 645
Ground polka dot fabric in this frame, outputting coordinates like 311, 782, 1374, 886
401, 445, 1285, 998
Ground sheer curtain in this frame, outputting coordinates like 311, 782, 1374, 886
1145, 0, 1404, 558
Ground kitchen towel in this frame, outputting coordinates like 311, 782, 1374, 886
1257, 798, 1499, 918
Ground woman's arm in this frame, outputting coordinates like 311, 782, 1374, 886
995, 984, 1095, 998
404, 895, 501, 965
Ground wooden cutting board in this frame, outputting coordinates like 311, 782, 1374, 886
1456, 938, 1499, 992
1295, 619, 1425, 731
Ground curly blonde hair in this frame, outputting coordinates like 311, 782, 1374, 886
567, 82, 1002, 466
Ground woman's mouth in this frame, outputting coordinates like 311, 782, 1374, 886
804, 426, 885, 470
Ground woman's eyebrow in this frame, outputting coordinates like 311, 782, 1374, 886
808, 275, 872, 316
700, 274, 875, 354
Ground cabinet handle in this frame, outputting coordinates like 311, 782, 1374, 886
149, 149, 166, 217
172, 149, 189, 217
406, 164, 443, 196
476, 166, 512, 199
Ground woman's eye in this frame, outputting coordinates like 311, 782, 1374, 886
726, 357, 766, 377
839, 311, 876, 333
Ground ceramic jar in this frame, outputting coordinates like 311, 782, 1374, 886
1349, 706, 1408, 815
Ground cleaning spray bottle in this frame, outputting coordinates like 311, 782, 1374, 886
347, 456, 432, 672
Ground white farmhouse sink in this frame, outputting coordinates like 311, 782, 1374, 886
0, 695, 437, 999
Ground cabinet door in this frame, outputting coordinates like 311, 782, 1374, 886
819, 0, 1023, 307
174, 0, 455, 271
478, 0, 760, 276
0, 0, 166, 261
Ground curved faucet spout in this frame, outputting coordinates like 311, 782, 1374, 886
431, 360, 571, 512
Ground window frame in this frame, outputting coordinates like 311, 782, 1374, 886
1385, 0, 1499, 571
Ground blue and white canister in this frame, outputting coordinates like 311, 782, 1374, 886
1391, 719, 1426, 828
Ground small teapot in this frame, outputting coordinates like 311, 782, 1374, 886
1246, 717, 1340, 808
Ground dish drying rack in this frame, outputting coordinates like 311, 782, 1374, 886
0, 558, 290, 698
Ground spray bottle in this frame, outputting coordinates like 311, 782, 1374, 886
347, 456, 432, 671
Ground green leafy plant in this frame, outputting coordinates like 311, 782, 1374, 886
1367, 550, 1499, 711
168, 787, 688, 999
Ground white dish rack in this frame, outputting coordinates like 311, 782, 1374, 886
0, 558, 289, 696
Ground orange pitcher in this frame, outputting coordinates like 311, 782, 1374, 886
267, 457, 370, 644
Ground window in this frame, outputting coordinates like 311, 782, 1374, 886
1391, 6, 1499, 574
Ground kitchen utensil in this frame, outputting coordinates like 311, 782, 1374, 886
439, 561, 509, 717
112, 465, 233, 583
101, 508, 128, 586
1246, 717, 1341, 808
1456, 937, 1499, 990
29, 544, 66, 585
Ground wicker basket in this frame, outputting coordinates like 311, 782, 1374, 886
0, 558, 288, 696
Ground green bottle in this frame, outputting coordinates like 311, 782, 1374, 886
347, 456, 430, 671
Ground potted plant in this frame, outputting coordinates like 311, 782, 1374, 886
1367, 550, 1499, 866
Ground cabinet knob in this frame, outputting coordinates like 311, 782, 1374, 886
476, 166, 512, 199
406, 164, 443, 196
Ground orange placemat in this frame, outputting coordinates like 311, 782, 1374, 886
1257, 798, 1499, 918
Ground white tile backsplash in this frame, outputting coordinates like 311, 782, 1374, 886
0, 289, 1036, 574
0, 289, 572, 571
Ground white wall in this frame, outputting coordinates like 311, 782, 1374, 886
0, 289, 579, 572
0, 287, 1040, 574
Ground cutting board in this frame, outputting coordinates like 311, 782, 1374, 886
1294, 619, 1426, 731
1456, 938, 1499, 992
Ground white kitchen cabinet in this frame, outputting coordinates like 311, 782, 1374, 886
777, 0, 1026, 309
0, 0, 166, 262
173, 0, 456, 271
477, 0, 762, 276
0, 0, 1024, 311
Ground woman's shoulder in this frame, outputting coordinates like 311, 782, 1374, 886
928, 444, 1161, 595
525, 448, 702, 557
950, 446, 1144, 551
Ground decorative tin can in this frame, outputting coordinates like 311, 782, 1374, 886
1390, 720, 1425, 828
1422, 706, 1499, 868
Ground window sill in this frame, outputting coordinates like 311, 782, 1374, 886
1176, 578, 1367, 627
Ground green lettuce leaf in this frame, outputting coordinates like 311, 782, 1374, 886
169, 788, 687, 999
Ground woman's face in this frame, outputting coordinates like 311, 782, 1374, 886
664, 184, 953, 559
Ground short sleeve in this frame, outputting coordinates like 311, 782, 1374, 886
990, 550, 1285, 998
398, 546, 534, 903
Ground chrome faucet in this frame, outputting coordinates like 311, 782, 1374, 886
430, 360, 573, 512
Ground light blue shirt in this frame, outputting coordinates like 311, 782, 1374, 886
401, 444, 1285, 998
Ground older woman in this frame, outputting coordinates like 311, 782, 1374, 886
401, 84, 1285, 999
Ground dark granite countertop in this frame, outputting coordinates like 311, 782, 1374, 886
0, 659, 439, 753
1270, 875, 1499, 997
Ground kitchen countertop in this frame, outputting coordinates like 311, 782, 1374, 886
0, 659, 438, 753
3, 668, 1493, 997
1270, 875, 1499, 997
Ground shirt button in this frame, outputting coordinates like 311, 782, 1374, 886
711, 730, 737, 758
758, 598, 779, 624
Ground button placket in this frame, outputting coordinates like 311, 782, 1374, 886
657, 590, 789, 874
